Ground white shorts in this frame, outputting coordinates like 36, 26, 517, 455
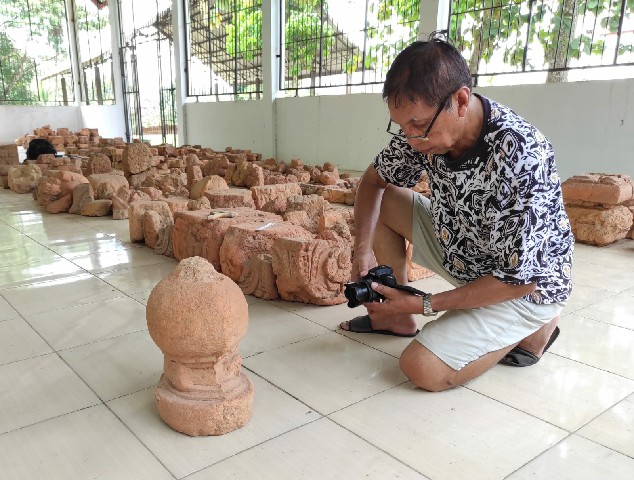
410, 192, 565, 371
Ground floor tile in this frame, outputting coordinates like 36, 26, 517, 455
244, 332, 407, 414
25, 296, 148, 350
0, 405, 174, 480
0, 243, 59, 267
130, 290, 152, 306
0, 354, 100, 434
96, 262, 177, 295
467, 354, 634, 431
507, 434, 634, 480
45, 236, 128, 256
60, 330, 163, 401
551, 314, 634, 380
0, 274, 122, 316
0, 318, 52, 365
571, 260, 634, 293
0, 256, 84, 288
68, 243, 174, 273
577, 393, 634, 458
107, 373, 321, 478
240, 302, 329, 357
574, 289, 634, 330
188, 418, 429, 480
0, 295, 19, 321
561, 283, 616, 315
290, 301, 365, 330
330, 383, 567, 480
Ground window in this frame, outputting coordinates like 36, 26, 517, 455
281, 0, 420, 96
0, 0, 74, 104
185, 0, 263, 100
73, 0, 115, 105
448, 0, 634, 85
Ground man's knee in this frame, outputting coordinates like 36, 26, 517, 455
399, 342, 456, 392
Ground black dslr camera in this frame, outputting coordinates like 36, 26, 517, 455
344, 265, 399, 308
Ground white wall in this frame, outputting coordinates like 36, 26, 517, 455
0, 106, 81, 144
80, 104, 126, 139
478, 79, 634, 180
184, 100, 275, 157
276, 93, 391, 171
273, 79, 634, 181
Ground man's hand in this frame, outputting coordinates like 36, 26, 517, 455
363, 282, 422, 317
351, 250, 377, 281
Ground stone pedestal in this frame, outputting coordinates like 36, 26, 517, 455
146, 257, 253, 436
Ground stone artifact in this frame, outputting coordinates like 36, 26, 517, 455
563, 173, 634, 245
172, 208, 281, 271
88, 173, 129, 199
128, 200, 173, 242
35, 171, 88, 207
86, 154, 112, 175
251, 183, 303, 214
204, 189, 256, 209
562, 173, 634, 206
81, 199, 113, 217
566, 205, 633, 246
219, 221, 313, 284
146, 257, 253, 436
238, 253, 279, 300
271, 237, 352, 305
67, 184, 93, 215
8, 164, 42, 194
122, 142, 153, 175
190, 175, 229, 199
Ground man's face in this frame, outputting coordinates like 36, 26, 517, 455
387, 96, 457, 155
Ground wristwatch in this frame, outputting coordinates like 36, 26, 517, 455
422, 293, 437, 317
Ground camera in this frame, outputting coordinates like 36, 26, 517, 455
344, 265, 398, 308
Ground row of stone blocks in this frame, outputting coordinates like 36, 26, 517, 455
562, 173, 634, 245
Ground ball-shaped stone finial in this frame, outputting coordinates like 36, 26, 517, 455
146, 256, 253, 436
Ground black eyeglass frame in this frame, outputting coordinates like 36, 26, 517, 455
386, 93, 453, 142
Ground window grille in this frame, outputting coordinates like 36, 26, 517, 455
0, 0, 74, 105
448, 0, 634, 85
73, 0, 115, 105
118, 0, 177, 145
281, 0, 420, 96
184, 0, 263, 100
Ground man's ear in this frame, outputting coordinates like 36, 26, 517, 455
455, 87, 472, 118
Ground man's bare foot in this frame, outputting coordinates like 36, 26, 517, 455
340, 313, 418, 336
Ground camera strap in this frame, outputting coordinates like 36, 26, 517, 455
392, 284, 426, 297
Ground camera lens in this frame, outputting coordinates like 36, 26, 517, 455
344, 281, 377, 308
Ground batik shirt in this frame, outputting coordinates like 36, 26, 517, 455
374, 94, 574, 304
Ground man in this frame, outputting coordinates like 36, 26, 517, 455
339, 37, 574, 392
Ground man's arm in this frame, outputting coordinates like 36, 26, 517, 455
352, 164, 389, 279
366, 275, 536, 317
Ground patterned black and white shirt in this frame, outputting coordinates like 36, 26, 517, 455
374, 94, 573, 304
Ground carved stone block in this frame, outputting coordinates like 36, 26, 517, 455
563, 173, 634, 207
220, 221, 313, 282
251, 183, 302, 214
566, 205, 633, 246
128, 200, 173, 242
271, 237, 352, 305
172, 209, 282, 271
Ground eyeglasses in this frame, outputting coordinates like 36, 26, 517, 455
386, 93, 452, 142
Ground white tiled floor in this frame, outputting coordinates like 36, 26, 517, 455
0, 188, 633, 480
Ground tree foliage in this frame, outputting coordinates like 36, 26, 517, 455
449, 0, 634, 82
0, 0, 99, 103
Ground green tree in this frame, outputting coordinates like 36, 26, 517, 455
0, 32, 37, 103
204, 0, 417, 88
0, 0, 77, 103
449, 0, 634, 82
